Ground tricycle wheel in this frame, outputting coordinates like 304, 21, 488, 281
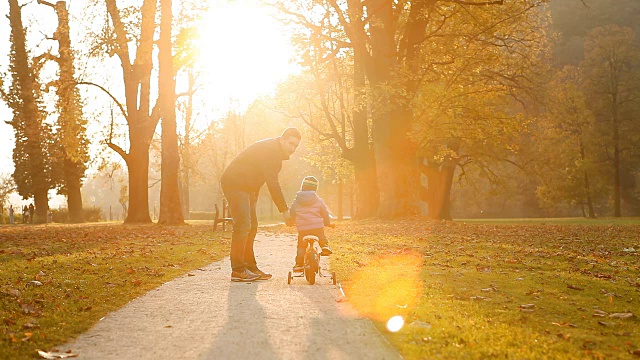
305, 267, 316, 285
288, 271, 292, 284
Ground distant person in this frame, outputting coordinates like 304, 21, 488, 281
22, 205, 28, 224
9, 205, 14, 224
220, 127, 301, 282
288, 176, 333, 273
47, 210, 53, 223
28, 203, 35, 223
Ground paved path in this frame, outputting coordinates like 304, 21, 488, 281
63, 232, 402, 359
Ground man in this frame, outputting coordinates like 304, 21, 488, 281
221, 128, 301, 282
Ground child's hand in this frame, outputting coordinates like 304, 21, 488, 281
283, 210, 294, 226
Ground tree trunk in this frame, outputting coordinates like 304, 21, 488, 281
579, 140, 596, 219
8, 0, 50, 223
349, 22, 379, 218
612, 95, 621, 217
421, 158, 456, 220
181, 70, 195, 220
65, 158, 84, 222
44, 0, 87, 223
125, 139, 152, 223
368, 0, 395, 218
157, 0, 184, 225
337, 178, 343, 220
388, 0, 431, 217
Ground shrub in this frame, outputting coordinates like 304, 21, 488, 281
51, 207, 103, 223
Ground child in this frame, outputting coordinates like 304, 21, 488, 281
288, 176, 333, 272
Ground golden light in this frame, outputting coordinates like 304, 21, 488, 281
386, 315, 405, 333
195, 1, 296, 113
344, 251, 424, 322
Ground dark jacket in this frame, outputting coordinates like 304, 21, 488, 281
289, 191, 331, 231
220, 138, 289, 213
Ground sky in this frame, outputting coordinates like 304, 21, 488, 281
0, 0, 297, 207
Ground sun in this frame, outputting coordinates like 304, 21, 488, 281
195, 0, 296, 115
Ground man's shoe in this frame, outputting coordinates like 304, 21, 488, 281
320, 246, 333, 256
231, 269, 260, 282
249, 268, 273, 280
292, 264, 304, 273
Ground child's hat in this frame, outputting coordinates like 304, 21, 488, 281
301, 176, 319, 191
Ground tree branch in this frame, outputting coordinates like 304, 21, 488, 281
442, 0, 504, 5
36, 0, 55, 8
76, 81, 129, 121
107, 142, 128, 162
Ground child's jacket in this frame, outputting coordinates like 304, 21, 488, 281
289, 191, 331, 231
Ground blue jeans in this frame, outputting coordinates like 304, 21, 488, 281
222, 186, 258, 272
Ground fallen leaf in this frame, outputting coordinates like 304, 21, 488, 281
597, 321, 615, 327
187, 273, 195, 277
520, 304, 535, 309
609, 312, 635, 319
631, 349, 640, 356
36, 350, 78, 359
567, 284, 584, 291
593, 310, 608, 317
409, 320, 432, 329
21, 303, 40, 315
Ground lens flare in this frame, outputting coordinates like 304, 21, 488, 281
386, 315, 404, 332
345, 252, 423, 322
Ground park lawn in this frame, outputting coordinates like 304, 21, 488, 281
317, 218, 639, 360
0, 223, 228, 360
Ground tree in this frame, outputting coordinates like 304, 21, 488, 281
38, 0, 89, 223
0, 174, 16, 223
275, 0, 550, 219
2, 0, 53, 223
273, 0, 379, 218
157, 0, 183, 225
535, 66, 606, 217
82, 0, 161, 223
582, 25, 640, 217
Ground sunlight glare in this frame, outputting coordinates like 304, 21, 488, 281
196, 0, 296, 114
386, 315, 404, 333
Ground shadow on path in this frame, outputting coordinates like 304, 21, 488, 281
206, 281, 280, 359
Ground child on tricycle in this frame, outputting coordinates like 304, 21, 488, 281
287, 176, 333, 273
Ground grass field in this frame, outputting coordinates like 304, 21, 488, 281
457, 217, 640, 226
2, 218, 639, 359
282, 217, 640, 359
0, 223, 228, 360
